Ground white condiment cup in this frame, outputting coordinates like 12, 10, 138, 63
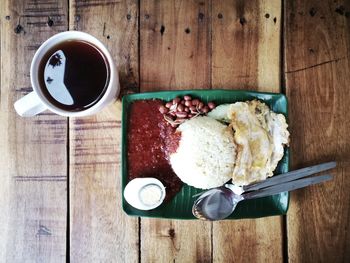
124, 178, 166, 210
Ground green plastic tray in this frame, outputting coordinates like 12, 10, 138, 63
121, 89, 289, 219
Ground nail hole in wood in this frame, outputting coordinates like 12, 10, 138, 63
14, 24, 24, 34
309, 8, 317, 17
160, 25, 165, 35
47, 17, 54, 27
239, 17, 246, 26
168, 229, 175, 238
335, 6, 345, 15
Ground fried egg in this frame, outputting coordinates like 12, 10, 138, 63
248, 100, 290, 178
208, 100, 289, 185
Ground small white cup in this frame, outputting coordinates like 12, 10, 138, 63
14, 31, 120, 117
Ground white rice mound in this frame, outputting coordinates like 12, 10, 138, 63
169, 116, 236, 189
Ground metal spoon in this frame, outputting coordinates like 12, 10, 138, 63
192, 162, 336, 220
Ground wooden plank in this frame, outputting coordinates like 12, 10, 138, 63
68, 0, 139, 262
285, 1, 350, 262
211, 1, 284, 262
141, 219, 211, 262
140, 0, 212, 262
212, 0, 281, 91
140, 0, 211, 90
0, 0, 68, 262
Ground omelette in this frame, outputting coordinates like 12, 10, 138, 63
208, 100, 290, 185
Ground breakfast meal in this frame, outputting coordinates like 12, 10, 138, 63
125, 95, 290, 209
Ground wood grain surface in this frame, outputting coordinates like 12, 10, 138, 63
285, 0, 350, 262
0, 0, 68, 262
1, 0, 349, 262
68, 0, 139, 262
212, 1, 284, 262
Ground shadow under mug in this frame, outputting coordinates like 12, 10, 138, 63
14, 31, 120, 117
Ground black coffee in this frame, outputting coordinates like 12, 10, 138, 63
38, 40, 110, 111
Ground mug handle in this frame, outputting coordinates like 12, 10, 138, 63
14, 91, 47, 117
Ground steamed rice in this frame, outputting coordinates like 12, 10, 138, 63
169, 116, 236, 189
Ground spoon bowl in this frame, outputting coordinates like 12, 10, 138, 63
192, 187, 243, 221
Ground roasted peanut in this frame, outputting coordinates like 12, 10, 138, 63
159, 105, 169, 114
189, 106, 197, 112
198, 102, 204, 110
192, 99, 199, 105
185, 100, 192, 107
173, 97, 181, 104
202, 106, 210, 113
176, 112, 188, 118
177, 104, 185, 112
208, 102, 216, 109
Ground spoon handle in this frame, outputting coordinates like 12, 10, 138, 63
243, 161, 336, 192
242, 174, 333, 200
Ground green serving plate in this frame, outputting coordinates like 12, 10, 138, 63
121, 89, 289, 219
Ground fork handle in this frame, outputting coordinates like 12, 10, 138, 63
243, 161, 336, 192
242, 174, 333, 200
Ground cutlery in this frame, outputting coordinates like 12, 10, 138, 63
192, 162, 336, 220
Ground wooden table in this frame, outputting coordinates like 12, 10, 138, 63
1, 0, 349, 262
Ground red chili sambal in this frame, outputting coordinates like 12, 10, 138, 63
127, 99, 182, 202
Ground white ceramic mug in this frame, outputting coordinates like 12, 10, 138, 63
14, 31, 119, 117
